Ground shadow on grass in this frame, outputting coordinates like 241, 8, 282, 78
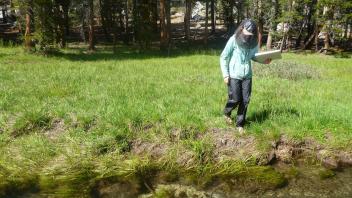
292, 49, 352, 59
46, 40, 226, 62
247, 108, 300, 125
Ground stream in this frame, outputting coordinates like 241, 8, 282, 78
17, 165, 352, 198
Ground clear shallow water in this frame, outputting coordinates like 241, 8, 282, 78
15, 166, 352, 198
217, 167, 352, 198
264, 166, 352, 198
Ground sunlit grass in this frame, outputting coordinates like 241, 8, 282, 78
0, 45, 351, 196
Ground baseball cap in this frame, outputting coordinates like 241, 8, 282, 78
242, 19, 257, 35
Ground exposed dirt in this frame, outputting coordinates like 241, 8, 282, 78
44, 119, 66, 140
131, 139, 170, 159
268, 135, 352, 170
129, 128, 352, 170
209, 128, 260, 162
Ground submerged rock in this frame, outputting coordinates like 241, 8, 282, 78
338, 152, 352, 167
140, 184, 208, 198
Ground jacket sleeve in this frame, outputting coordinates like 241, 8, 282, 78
220, 36, 235, 78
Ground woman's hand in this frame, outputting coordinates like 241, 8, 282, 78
264, 58, 272, 64
224, 77, 230, 85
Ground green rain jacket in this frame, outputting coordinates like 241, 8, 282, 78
220, 35, 259, 80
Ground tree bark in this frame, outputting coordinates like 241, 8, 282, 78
80, 16, 86, 42
2, 9, 7, 23
184, 0, 191, 42
295, 21, 305, 49
210, 0, 215, 34
24, 1, 34, 51
258, 21, 263, 48
266, 30, 273, 50
119, 8, 124, 39
303, 29, 316, 50
62, 2, 70, 36
304, 0, 317, 44
322, 6, 331, 53
124, 0, 129, 44
257, 0, 264, 48
59, 4, 66, 48
228, 0, 234, 33
344, 19, 348, 39
132, 0, 137, 43
280, 33, 286, 51
236, 1, 243, 26
152, 0, 158, 34
267, 0, 279, 50
25, 12, 32, 50
99, 0, 111, 42
160, 0, 167, 49
10, 0, 16, 15
324, 31, 329, 51
166, 0, 171, 43
204, 0, 209, 46
88, 0, 95, 51
314, 24, 319, 51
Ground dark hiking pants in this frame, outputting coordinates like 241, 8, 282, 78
224, 78, 252, 127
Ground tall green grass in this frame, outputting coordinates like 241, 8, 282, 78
0, 46, 351, 196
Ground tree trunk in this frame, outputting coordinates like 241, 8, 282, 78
210, 0, 215, 34
166, 0, 171, 44
88, 0, 95, 51
314, 24, 319, 51
119, 9, 124, 40
303, 27, 318, 50
257, 0, 264, 48
324, 31, 329, 51
160, 0, 167, 49
304, 0, 317, 44
25, 11, 32, 50
111, 2, 121, 50
10, 0, 15, 15
280, 33, 286, 51
152, 0, 158, 33
322, 6, 331, 53
295, 21, 305, 49
258, 21, 263, 48
132, 0, 137, 43
99, 0, 111, 42
2, 9, 7, 23
236, 1, 243, 26
63, 4, 70, 36
124, 0, 129, 44
267, 0, 279, 50
344, 19, 348, 39
184, 0, 191, 42
59, 5, 66, 48
228, 0, 234, 33
80, 17, 86, 42
204, 0, 209, 46
266, 30, 273, 50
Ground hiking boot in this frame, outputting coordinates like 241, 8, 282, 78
237, 127, 245, 134
224, 115, 233, 125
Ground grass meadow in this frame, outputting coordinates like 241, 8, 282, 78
0, 45, 351, 196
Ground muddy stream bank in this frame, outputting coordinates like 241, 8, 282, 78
8, 129, 352, 197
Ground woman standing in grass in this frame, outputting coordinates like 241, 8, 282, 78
220, 19, 270, 133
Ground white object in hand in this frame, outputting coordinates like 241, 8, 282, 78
254, 50, 282, 64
